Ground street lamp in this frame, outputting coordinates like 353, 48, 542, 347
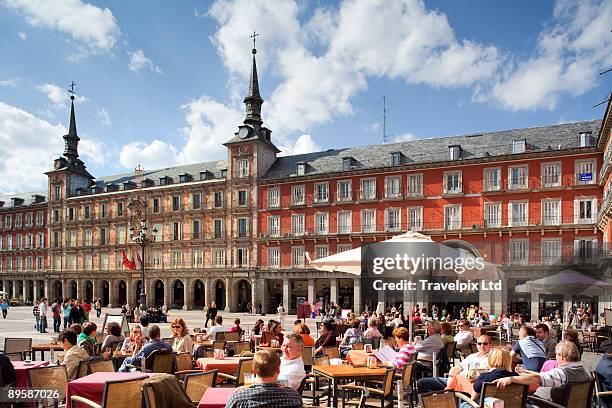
129, 219, 157, 309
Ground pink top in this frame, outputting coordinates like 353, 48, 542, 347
392, 343, 416, 372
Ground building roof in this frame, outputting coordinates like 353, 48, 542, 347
262, 119, 601, 180
0, 191, 47, 209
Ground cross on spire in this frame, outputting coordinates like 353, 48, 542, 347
68, 81, 76, 94
250, 30, 259, 50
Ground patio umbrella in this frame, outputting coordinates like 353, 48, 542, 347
0, 290, 7, 296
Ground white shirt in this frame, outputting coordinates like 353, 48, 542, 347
459, 352, 489, 371
207, 325, 229, 339
279, 356, 306, 390
454, 330, 474, 348
39, 303, 47, 317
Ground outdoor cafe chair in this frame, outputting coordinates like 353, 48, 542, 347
455, 382, 528, 408
183, 370, 218, 404
76, 360, 90, 379
594, 372, 612, 407
224, 331, 240, 342
323, 346, 339, 359
303, 355, 331, 406
527, 378, 594, 408
71, 377, 145, 408
371, 337, 381, 349
341, 367, 396, 408
214, 332, 225, 341
212, 340, 225, 350
0, 337, 32, 360
26, 365, 69, 408
445, 341, 457, 367
217, 357, 253, 386
88, 359, 115, 373
418, 390, 459, 408
126, 349, 174, 373
233, 341, 251, 356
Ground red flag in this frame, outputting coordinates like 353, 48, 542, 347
122, 250, 135, 270
136, 251, 142, 267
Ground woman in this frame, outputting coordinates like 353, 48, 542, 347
261, 320, 284, 346
387, 327, 415, 373
171, 318, 193, 353
363, 318, 382, 342
314, 320, 337, 355
101, 322, 125, 353
252, 319, 264, 335
229, 318, 243, 336
121, 325, 143, 353
440, 322, 454, 346
340, 320, 363, 347
459, 348, 517, 407
563, 329, 583, 357
294, 323, 315, 346
78, 322, 98, 357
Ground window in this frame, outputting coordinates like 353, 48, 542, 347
337, 181, 352, 201
484, 168, 501, 191
117, 202, 124, 217
37, 232, 45, 248
15, 235, 21, 249
213, 249, 225, 267
360, 179, 376, 200
385, 208, 401, 232
6, 236, 12, 250
342, 157, 353, 171
542, 163, 561, 187
15, 257, 22, 271
192, 220, 201, 239
53, 256, 60, 270
292, 185, 305, 205
268, 188, 280, 208
385, 176, 401, 198
391, 152, 403, 166
444, 171, 462, 194
214, 191, 224, 208
100, 204, 108, 218
117, 227, 126, 244
152, 251, 162, 268
192, 249, 203, 267
236, 159, 249, 178
237, 218, 248, 237
575, 160, 595, 184
53, 210, 59, 223
83, 205, 90, 220
407, 174, 423, 197
25, 234, 33, 248
68, 230, 77, 247
235, 248, 248, 267
542, 239, 561, 264
15, 214, 22, 227
192, 194, 201, 210
36, 211, 44, 226
408, 207, 422, 231
338, 211, 352, 234
338, 244, 352, 253
574, 238, 597, 262
297, 162, 306, 176
83, 229, 92, 246
315, 246, 329, 259
53, 185, 61, 201
445, 205, 461, 230
37, 256, 44, 270
4, 215, 11, 228
25, 212, 33, 226
292, 214, 305, 236
237, 190, 248, 206
268, 248, 280, 269
51, 232, 58, 248
509, 201, 528, 227
484, 203, 501, 228
579, 132, 594, 147
292, 247, 305, 268
153, 198, 160, 213
172, 222, 182, 240
575, 198, 596, 224
66, 255, 76, 270
172, 196, 181, 211
315, 183, 329, 203
361, 209, 376, 233
100, 253, 109, 270
449, 145, 462, 160
268, 216, 280, 237
99, 228, 107, 245
152, 223, 162, 241
512, 139, 526, 154
542, 200, 561, 226
510, 240, 529, 264
171, 251, 182, 268
213, 219, 224, 238
315, 213, 329, 235
508, 166, 528, 190
25, 256, 33, 270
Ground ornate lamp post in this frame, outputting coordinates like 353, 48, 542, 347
129, 219, 157, 309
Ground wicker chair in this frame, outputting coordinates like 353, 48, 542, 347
214, 332, 226, 341
161, 337, 174, 347
218, 358, 253, 386
456, 382, 528, 408
301, 346, 313, 369
527, 379, 594, 408
341, 368, 396, 408
212, 340, 225, 350
233, 341, 251, 356
445, 341, 457, 367
594, 372, 612, 408
26, 365, 69, 408
76, 360, 90, 379
143, 383, 156, 408
397, 362, 417, 408
418, 390, 458, 408
184, 370, 218, 403
88, 359, 115, 373
225, 332, 240, 342
174, 352, 202, 381
0, 337, 32, 360
71, 377, 146, 408
303, 355, 330, 406
323, 346, 339, 359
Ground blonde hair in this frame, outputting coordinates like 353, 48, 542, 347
392, 327, 410, 341
171, 318, 188, 337
487, 348, 511, 370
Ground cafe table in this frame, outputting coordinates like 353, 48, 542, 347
195, 357, 242, 384
255, 345, 281, 352
197, 387, 237, 408
31, 343, 64, 360
66, 372, 153, 408
12, 360, 49, 387
312, 364, 387, 408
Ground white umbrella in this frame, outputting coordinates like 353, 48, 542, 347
515, 270, 612, 297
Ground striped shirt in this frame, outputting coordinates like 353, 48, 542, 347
539, 362, 586, 389
226, 383, 303, 408
392, 343, 416, 372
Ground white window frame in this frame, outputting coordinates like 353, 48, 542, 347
337, 180, 352, 202
444, 171, 462, 194
508, 165, 528, 190
512, 139, 526, 154
510, 239, 529, 264
508, 201, 528, 227
315, 245, 329, 260
291, 246, 305, 268
337, 244, 352, 253
236, 159, 249, 178
407, 206, 423, 231
444, 204, 462, 230
292, 185, 305, 206
574, 197, 597, 224
541, 199, 561, 226
268, 248, 280, 269
541, 162, 561, 188
213, 248, 225, 267
484, 202, 501, 228
483, 167, 501, 192
314, 182, 329, 203
315, 212, 329, 235
574, 238, 597, 262
267, 216, 280, 237
407, 174, 423, 197
292, 214, 305, 236
542, 239, 561, 265
268, 188, 280, 208
360, 178, 376, 200
361, 209, 376, 233
384, 176, 402, 198
575, 159, 596, 185
385, 208, 401, 232
337, 210, 352, 234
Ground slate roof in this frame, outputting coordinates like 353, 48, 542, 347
262, 119, 601, 180
0, 191, 47, 209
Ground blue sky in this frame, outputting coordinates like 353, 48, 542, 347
0, 0, 610, 194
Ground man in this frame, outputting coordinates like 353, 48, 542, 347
511, 326, 546, 372
596, 340, 612, 408
0, 299, 8, 319
69, 300, 84, 325
0, 352, 16, 386
454, 320, 474, 349
38, 298, 48, 333
32, 300, 39, 331
205, 301, 217, 328
418, 335, 492, 393
535, 323, 557, 360
226, 349, 303, 408
51, 299, 61, 333
390, 313, 403, 328
118, 325, 171, 372
202, 315, 228, 341
58, 329, 89, 380
414, 320, 444, 359
495, 341, 590, 405
279, 334, 306, 390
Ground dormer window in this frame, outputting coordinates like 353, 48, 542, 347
390, 152, 403, 166
449, 145, 462, 160
179, 173, 193, 183
105, 184, 118, 193
512, 139, 526, 154
123, 181, 137, 190
11, 197, 24, 207
200, 171, 214, 181
141, 178, 154, 188
579, 132, 594, 147
220, 169, 227, 178
159, 176, 173, 186
342, 157, 354, 171
297, 162, 306, 176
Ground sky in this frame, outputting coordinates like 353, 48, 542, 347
0, 0, 610, 195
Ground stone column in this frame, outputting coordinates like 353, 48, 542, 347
164, 279, 172, 309
224, 279, 231, 312
61, 279, 67, 300
530, 292, 540, 323
21, 280, 27, 302
308, 279, 315, 305
353, 277, 361, 314
282, 278, 290, 313
204, 279, 210, 308
184, 279, 191, 310
251, 279, 257, 314
11, 280, 17, 299
108, 279, 115, 308
75, 280, 80, 300
330, 277, 338, 305
33, 280, 40, 301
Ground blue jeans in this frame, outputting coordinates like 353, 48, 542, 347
38, 316, 47, 333
417, 377, 447, 394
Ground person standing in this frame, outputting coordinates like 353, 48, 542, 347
82, 301, 91, 322
69, 300, 84, 325
32, 300, 40, 331
205, 301, 217, 328
38, 298, 48, 333
62, 299, 72, 329
0, 299, 8, 319
277, 304, 286, 324
95, 298, 102, 318
51, 299, 61, 333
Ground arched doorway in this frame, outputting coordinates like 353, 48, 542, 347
38, 280, 45, 298
193, 280, 205, 309
235, 280, 251, 312
134, 280, 143, 306
68, 280, 77, 299
154, 280, 164, 307
52, 280, 63, 301
214, 280, 226, 310
101, 280, 110, 305
173, 280, 184, 309
84, 280, 93, 302
118, 280, 127, 306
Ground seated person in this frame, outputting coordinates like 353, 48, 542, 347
454, 320, 474, 349
414, 320, 444, 361
596, 340, 612, 408
563, 329, 583, 357
118, 325, 172, 372
101, 322, 125, 353
387, 327, 415, 373
78, 322, 99, 357
314, 320, 336, 355
171, 318, 193, 354
535, 323, 557, 360
511, 326, 546, 372
202, 315, 228, 341
121, 325, 143, 352
460, 348, 516, 407
59, 329, 89, 380
279, 334, 306, 390
440, 322, 454, 345
363, 318, 382, 342
495, 341, 590, 405
340, 320, 363, 347
261, 320, 284, 346
229, 317, 243, 336
252, 319, 264, 336
0, 352, 16, 386
293, 323, 315, 346
226, 349, 303, 408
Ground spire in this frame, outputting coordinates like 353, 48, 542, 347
63, 94, 80, 160
244, 31, 263, 126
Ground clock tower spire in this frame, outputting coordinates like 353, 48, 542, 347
244, 30, 263, 127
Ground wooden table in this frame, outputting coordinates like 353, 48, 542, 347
31, 343, 64, 360
197, 387, 237, 408
312, 365, 387, 407
255, 345, 281, 352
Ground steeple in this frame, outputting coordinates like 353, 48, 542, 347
63, 94, 80, 160
244, 31, 263, 127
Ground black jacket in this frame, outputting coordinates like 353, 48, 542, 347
0, 354, 16, 386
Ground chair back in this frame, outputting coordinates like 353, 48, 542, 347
214, 331, 226, 341
4, 338, 32, 359
204, 348, 215, 358
297, 376, 308, 396
193, 328, 201, 334
225, 332, 240, 342
174, 352, 193, 372
151, 351, 175, 374
418, 390, 457, 408
352, 343, 364, 351
381, 368, 396, 398
213, 340, 225, 350
371, 337, 381, 349
401, 362, 415, 391
563, 379, 594, 408
233, 341, 251, 355
27, 365, 68, 406
143, 383, 156, 408
100, 377, 145, 408
479, 382, 528, 408
470, 343, 479, 354
88, 359, 115, 373
510, 327, 520, 340
76, 360, 90, 379
313, 355, 329, 366
445, 341, 457, 362
108, 341, 123, 358
161, 337, 174, 346
302, 346, 314, 367
323, 346, 339, 359
184, 370, 218, 403
235, 358, 254, 385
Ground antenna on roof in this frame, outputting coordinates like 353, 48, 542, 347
379, 95, 394, 144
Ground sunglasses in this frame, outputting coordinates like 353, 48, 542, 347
477, 342, 490, 345
172, 325, 182, 329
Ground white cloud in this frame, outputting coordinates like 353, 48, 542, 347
391, 132, 416, 143
78, 137, 109, 166
3, 0, 120, 54
17, 31, 26, 40
119, 140, 179, 170
37, 83, 89, 107
0, 78, 19, 88
127, 49, 162, 74
278, 134, 321, 156
98, 108, 111, 127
